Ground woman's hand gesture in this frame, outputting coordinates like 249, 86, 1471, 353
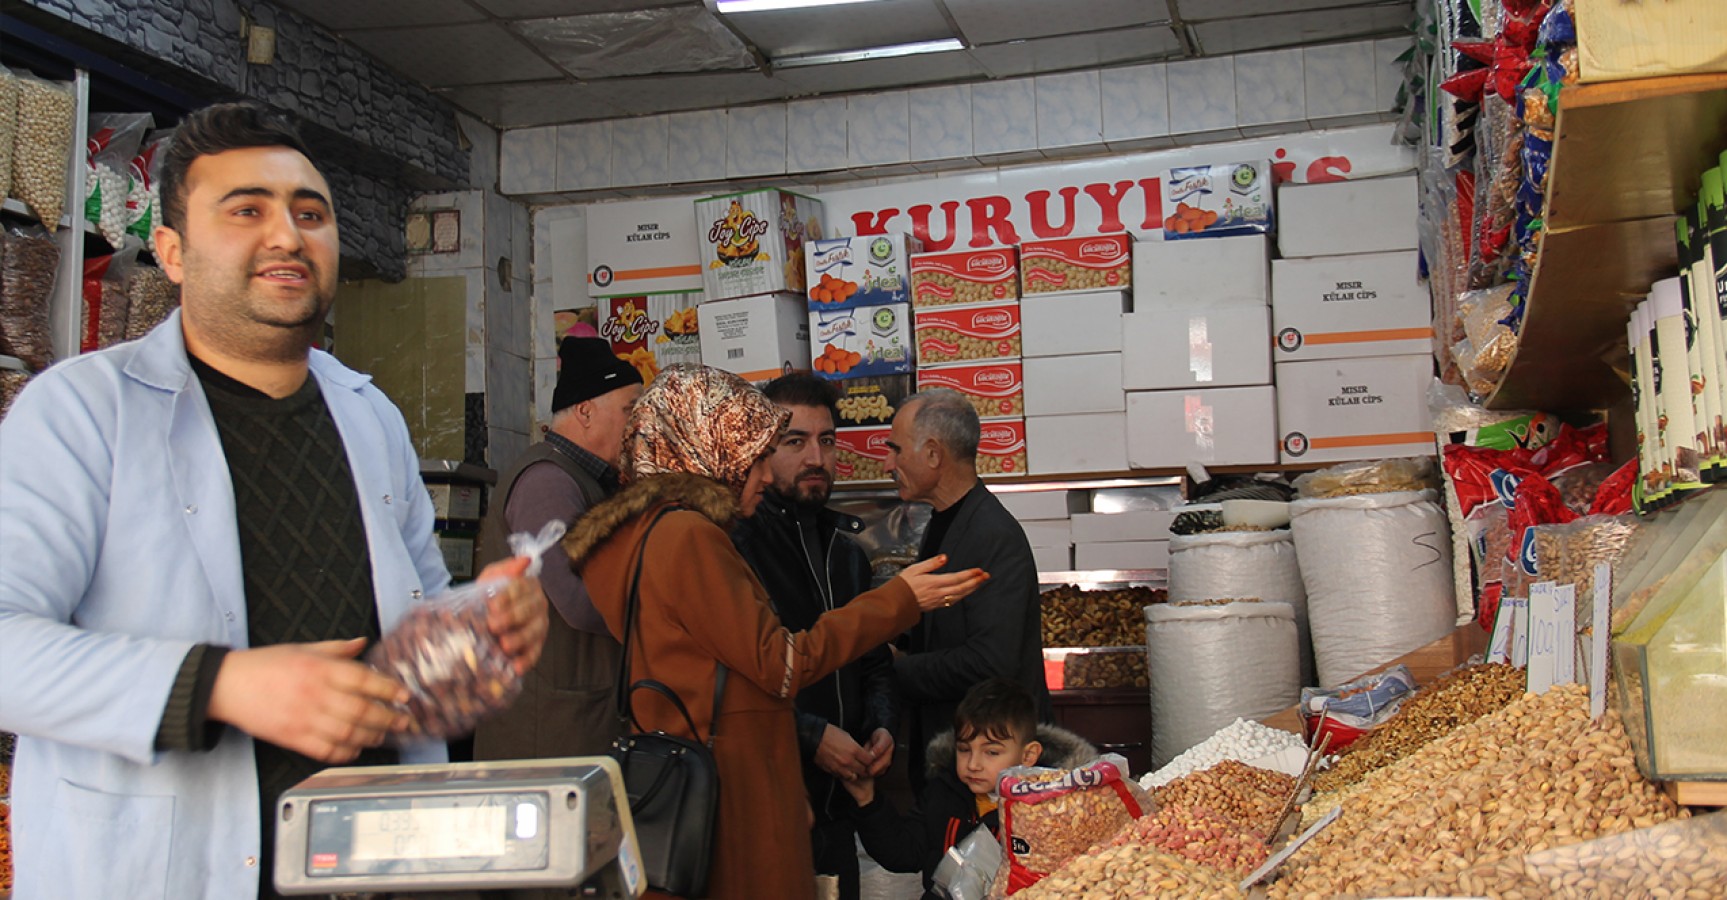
897, 554, 989, 613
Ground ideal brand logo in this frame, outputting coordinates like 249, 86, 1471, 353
966, 253, 1011, 274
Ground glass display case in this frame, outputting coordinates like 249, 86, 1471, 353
1614, 546, 1727, 781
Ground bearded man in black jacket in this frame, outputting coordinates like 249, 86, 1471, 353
732, 373, 897, 900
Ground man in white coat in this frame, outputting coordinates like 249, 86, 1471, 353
0, 101, 549, 899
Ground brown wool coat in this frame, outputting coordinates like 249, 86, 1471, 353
565, 472, 920, 900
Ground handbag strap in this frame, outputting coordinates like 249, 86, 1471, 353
614, 504, 729, 749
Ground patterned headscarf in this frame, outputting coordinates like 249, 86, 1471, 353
620, 364, 790, 491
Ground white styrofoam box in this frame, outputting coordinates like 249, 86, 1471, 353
697, 293, 810, 384
1075, 540, 1170, 571
909, 83, 973, 162
609, 115, 670, 187
1132, 234, 1269, 309
786, 97, 848, 173
1071, 510, 1179, 543
500, 125, 557, 195
991, 487, 1087, 520
1020, 292, 1128, 357
1101, 62, 1171, 147
1274, 354, 1436, 464
1271, 250, 1433, 361
971, 78, 1038, 157
1020, 518, 1073, 549
1035, 70, 1103, 149
556, 121, 611, 192
1277, 174, 1419, 258
585, 196, 704, 297
1122, 303, 1272, 390
1033, 545, 1074, 573
1026, 412, 1128, 475
848, 91, 911, 168
1126, 385, 1278, 468
1023, 353, 1125, 417
1166, 56, 1237, 137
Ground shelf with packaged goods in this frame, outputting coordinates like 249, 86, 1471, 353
1487, 73, 1727, 412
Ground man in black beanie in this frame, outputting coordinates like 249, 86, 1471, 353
474, 336, 644, 777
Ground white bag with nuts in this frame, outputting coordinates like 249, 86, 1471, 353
1289, 489, 1457, 687
1168, 529, 1312, 686
1145, 600, 1301, 768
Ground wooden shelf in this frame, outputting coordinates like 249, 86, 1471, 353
1487, 73, 1727, 413
1663, 779, 1727, 808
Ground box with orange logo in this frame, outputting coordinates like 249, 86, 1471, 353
1019, 233, 1133, 296
913, 302, 1022, 366
599, 293, 702, 383
810, 303, 913, 379
977, 418, 1029, 478
695, 188, 825, 301
909, 247, 1019, 308
915, 360, 1024, 420
834, 425, 894, 484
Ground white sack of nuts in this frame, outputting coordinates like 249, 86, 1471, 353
1145, 600, 1301, 768
1168, 529, 1313, 685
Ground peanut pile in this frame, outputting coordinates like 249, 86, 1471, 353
1153, 760, 1296, 840
1312, 662, 1526, 793
1112, 801, 1272, 874
1273, 684, 1684, 898
1040, 585, 1162, 647
1015, 839, 1246, 899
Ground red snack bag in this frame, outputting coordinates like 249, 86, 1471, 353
1588, 459, 1638, 516
998, 754, 1149, 894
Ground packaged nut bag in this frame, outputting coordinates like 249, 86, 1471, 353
997, 753, 1149, 894
368, 520, 565, 739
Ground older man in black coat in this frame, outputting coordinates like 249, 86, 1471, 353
884, 388, 1050, 785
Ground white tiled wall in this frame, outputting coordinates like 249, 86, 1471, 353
1234, 49, 1306, 134
1305, 42, 1379, 123
787, 97, 848, 172
848, 92, 912, 168
1035, 71, 1103, 150
1375, 38, 1414, 112
610, 115, 670, 186
909, 84, 973, 161
728, 104, 789, 178
1100, 63, 1171, 147
1167, 56, 1237, 137
667, 109, 728, 182
971, 78, 1039, 158
556, 121, 611, 192
500, 126, 556, 194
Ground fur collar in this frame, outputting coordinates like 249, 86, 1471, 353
924, 723, 1098, 778
563, 472, 740, 567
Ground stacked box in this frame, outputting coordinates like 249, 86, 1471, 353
805, 233, 922, 309
1020, 290, 1128, 356
915, 360, 1025, 420
810, 303, 913, 378
835, 425, 893, 484
977, 418, 1029, 478
698, 293, 810, 384
1161, 160, 1274, 239
1274, 354, 1435, 464
599, 294, 703, 384
1019, 233, 1132, 296
1271, 250, 1432, 360
910, 247, 1019, 307
695, 188, 824, 301
832, 375, 913, 427
914, 302, 1022, 366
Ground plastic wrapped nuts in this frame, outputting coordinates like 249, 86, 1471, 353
123, 265, 180, 340
12, 76, 76, 229
367, 587, 523, 740
0, 66, 18, 197
1, 229, 61, 370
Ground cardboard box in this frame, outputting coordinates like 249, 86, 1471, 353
991, 488, 1088, 520
1132, 234, 1269, 309
1161, 160, 1273, 239
1271, 250, 1433, 361
1026, 412, 1128, 475
833, 374, 912, 427
916, 360, 1025, 420
914, 302, 1022, 366
599, 293, 703, 383
1020, 518, 1073, 549
1020, 291, 1129, 357
910, 247, 1019, 307
1277, 175, 1418, 258
1023, 353, 1124, 417
805, 233, 923, 310
426, 482, 484, 521
1122, 303, 1272, 390
1074, 540, 1170, 570
1071, 510, 1179, 543
834, 425, 893, 483
1020, 233, 1132, 296
586, 196, 705, 297
695, 188, 824, 301
1126, 386, 1279, 468
1576, 0, 1727, 83
810, 303, 913, 378
1032, 545, 1074, 573
1274, 354, 1436, 464
978, 418, 1029, 478
698, 293, 810, 384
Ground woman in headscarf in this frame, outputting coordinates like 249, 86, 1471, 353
565, 365, 986, 900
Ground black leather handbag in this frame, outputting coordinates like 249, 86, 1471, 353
609, 507, 727, 898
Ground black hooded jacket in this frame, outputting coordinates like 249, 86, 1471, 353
853, 723, 1097, 898
731, 490, 897, 821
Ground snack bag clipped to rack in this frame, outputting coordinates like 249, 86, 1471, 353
368, 520, 564, 739
997, 754, 1149, 894
1299, 664, 1417, 751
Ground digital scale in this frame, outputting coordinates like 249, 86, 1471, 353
274, 758, 645, 898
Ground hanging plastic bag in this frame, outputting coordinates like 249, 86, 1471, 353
83, 112, 152, 248
932, 826, 1004, 900
368, 520, 565, 739
81, 244, 140, 351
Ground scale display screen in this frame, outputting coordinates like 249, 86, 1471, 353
306, 792, 550, 877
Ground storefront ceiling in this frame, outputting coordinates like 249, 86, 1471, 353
270, 0, 1414, 129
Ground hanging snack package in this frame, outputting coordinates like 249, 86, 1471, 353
0, 64, 19, 197
1, 225, 62, 370
126, 128, 174, 251
368, 520, 565, 739
11, 73, 77, 230
1441, 443, 1539, 629
997, 754, 1149, 894
80, 244, 139, 351
83, 113, 152, 248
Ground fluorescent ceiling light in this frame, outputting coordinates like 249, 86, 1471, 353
775, 38, 964, 68
716, 0, 892, 13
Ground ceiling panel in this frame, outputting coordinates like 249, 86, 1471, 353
513, 7, 754, 78
774, 50, 987, 94
946, 0, 1169, 46
1176, 0, 1401, 21
969, 24, 1182, 78
722, 0, 953, 59
271, 0, 485, 31
592, 71, 799, 117
469, 0, 680, 17
1193, 5, 1412, 55
347, 24, 564, 87
441, 82, 626, 129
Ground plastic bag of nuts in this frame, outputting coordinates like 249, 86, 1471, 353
368, 520, 565, 739
1291, 457, 1436, 499
0, 64, 18, 196
998, 754, 1150, 893
1, 227, 61, 371
12, 73, 76, 230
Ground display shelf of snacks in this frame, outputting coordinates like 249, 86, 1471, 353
1488, 73, 1727, 412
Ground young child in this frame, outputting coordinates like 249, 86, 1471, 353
842, 678, 1096, 898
